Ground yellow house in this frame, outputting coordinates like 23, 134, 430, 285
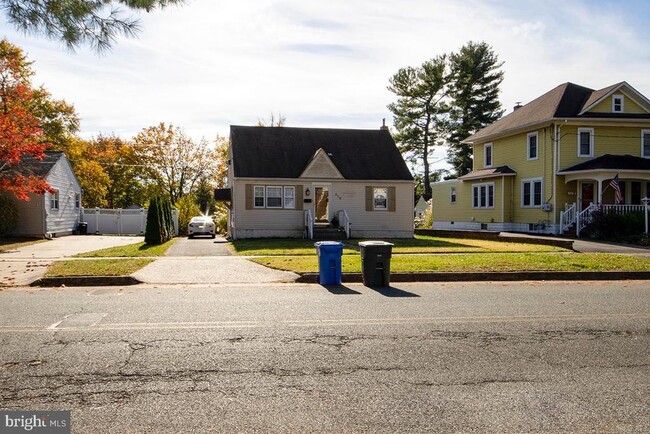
432, 81, 650, 235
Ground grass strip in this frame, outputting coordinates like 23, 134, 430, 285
45, 258, 154, 277
74, 239, 176, 257
230, 235, 566, 256
250, 252, 650, 274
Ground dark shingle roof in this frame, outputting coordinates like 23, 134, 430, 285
558, 154, 650, 173
2, 151, 63, 178
458, 165, 517, 180
465, 82, 650, 143
230, 126, 413, 180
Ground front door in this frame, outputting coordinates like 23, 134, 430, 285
314, 187, 329, 223
580, 182, 594, 211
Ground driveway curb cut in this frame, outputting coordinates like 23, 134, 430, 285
296, 271, 650, 284
32, 276, 142, 287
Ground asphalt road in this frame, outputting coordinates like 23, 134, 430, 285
1, 281, 648, 433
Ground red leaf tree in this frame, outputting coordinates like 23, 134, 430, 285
0, 38, 53, 200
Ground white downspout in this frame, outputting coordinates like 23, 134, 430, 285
553, 123, 559, 233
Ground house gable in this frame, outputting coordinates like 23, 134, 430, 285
299, 148, 344, 179
579, 82, 650, 115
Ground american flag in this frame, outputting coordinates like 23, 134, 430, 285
609, 175, 623, 204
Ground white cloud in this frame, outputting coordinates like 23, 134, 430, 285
1, 0, 649, 163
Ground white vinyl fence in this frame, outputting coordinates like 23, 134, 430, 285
81, 208, 179, 236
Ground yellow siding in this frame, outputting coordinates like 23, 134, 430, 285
558, 125, 648, 170
432, 178, 504, 224
590, 94, 647, 114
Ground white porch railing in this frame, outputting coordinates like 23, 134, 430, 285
336, 209, 351, 239
560, 202, 577, 232
576, 203, 598, 238
600, 204, 646, 214
304, 209, 314, 240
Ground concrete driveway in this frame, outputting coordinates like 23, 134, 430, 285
0, 235, 143, 286
133, 236, 299, 285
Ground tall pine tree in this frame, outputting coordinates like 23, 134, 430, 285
446, 41, 504, 176
387, 55, 448, 196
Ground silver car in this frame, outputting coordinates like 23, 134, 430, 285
188, 216, 216, 238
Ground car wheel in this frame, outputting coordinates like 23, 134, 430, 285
188, 234, 194, 239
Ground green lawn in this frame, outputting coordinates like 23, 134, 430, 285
74, 239, 177, 257
45, 258, 154, 277
250, 252, 650, 274
230, 235, 567, 256
0, 237, 46, 252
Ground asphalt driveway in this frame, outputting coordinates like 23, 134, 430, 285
165, 236, 232, 256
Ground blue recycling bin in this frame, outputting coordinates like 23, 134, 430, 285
314, 241, 344, 285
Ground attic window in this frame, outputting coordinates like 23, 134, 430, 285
612, 94, 624, 113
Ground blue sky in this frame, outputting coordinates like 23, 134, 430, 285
1, 0, 649, 169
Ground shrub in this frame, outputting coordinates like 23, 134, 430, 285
583, 209, 644, 242
144, 196, 161, 245
415, 207, 433, 229
0, 195, 19, 236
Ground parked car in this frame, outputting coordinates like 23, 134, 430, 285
188, 216, 216, 238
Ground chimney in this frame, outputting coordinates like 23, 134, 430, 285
380, 118, 389, 130
513, 102, 523, 111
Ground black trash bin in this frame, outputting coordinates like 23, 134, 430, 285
78, 222, 88, 235
359, 241, 394, 287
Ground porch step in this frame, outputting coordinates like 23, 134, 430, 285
313, 226, 347, 241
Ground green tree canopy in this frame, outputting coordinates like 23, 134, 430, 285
2, 0, 185, 51
387, 55, 448, 196
447, 41, 504, 176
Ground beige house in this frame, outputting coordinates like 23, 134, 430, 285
219, 125, 414, 239
432, 81, 650, 235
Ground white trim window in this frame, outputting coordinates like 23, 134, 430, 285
612, 94, 624, 113
642, 130, 650, 158
484, 143, 493, 167
577, 128, 594, 157
50, 189, 60, 210
266, 186, 283, 208
527, 132, 538, 160
283, 186, 295, 209
522, 178, 543, 207
472, 182, 494, 209
450, 186, 457, 203
253, 186, 265, 208
373, 187, 388, 210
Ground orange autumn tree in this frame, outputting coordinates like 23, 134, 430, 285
0, 39, 52, 200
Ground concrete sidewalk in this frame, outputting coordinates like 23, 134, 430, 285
0, 235, 143, 286
132, 256, 299, 285
500, 232, 650, 256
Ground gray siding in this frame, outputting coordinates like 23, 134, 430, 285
45, 156, 82, 236
9, 193, 45, 236
232, 178, 414, 239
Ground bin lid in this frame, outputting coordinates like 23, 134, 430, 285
358, 241, 394, 247
314, 241, 344, 247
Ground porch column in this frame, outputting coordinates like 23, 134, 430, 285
597, 179, 603, 204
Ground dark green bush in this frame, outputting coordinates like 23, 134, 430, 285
583, 209, 644, 242
0, 195, 19, 237
144, 196, 162, 245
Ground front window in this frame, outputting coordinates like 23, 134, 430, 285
283, 186, 295, 209
472, 182, 494, 209
522, 178, 543, 207
484, 143, 493, 167
75, 193, 80, 209
450, 186, 457, 203
578, 128, 594, 157
373, 187, 388, 210
642, 130, 650, 158
527, 132, 538, 160
266, 186, 283, 208
50, 190, 59, 210
612, 95, 623, 113
254, 186, 265, 208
